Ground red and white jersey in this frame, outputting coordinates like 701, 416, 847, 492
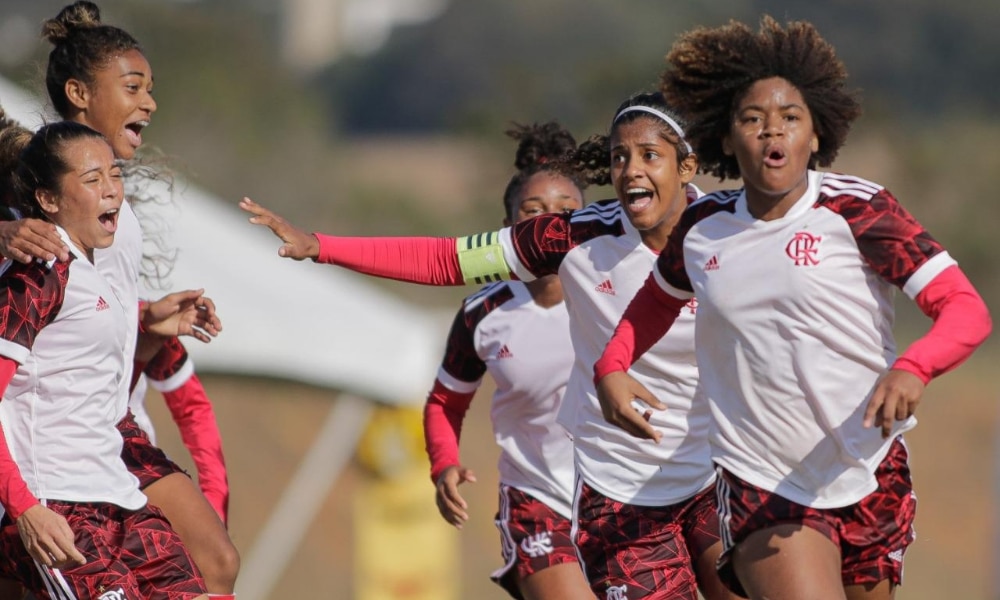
654, 170, 955, 508
437, 281, 575, 517
129, 335, 196, 443
95, 200, 143, 421
0, 228, 145, 510
500, 195, 713, 506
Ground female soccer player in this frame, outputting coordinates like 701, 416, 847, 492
0, 120, 210, 599
242, 93, 738, 600
594, 17, 992, 600
425, 121, 590, 599
0, 2, 238, 595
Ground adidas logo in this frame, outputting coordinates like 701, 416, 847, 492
497, 345, 513, 359
703, 255, 719, 271
96, 296, 110, 311
595, 279, 616, 295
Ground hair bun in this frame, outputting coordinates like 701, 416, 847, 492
506, 121, 577, 171
42, 1, 102, 45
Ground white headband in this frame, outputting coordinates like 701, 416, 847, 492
612, 105, 693, 153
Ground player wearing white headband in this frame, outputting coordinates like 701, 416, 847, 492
241, 92, 740, 600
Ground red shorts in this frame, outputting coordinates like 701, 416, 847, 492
715, 437, 916, 597
118, 410, 187, 489
573, 479, 719, 600
0, 500, 206, 599
490, 484, 580, 598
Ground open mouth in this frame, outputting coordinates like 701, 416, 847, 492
763, 145, 787, 168
98, 208, 120, 233
624, 187, 654, 212
124, 120, 149, 148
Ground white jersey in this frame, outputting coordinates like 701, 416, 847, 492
437, 281, 575, 517
654, 170, 954, 508
94, 200, 143, 422
0, 228, 145, 510
500, 195, 714, 506
128, 329, 197, 444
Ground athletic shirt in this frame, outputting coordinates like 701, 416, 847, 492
654, 170, 954, 508
501, 193, 713, 506
129, 338, 196, 443
437, 280, 575, 517
94, 200, 143, 422
0, 228, 146, 509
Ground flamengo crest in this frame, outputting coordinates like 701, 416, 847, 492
785, 231, 822, 266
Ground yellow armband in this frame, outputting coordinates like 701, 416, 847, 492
456, 231, 512, 284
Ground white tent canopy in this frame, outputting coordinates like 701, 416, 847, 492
0, 74, 447, 405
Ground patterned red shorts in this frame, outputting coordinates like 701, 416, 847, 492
118, 410, 187, 489
574, 480, 720, 600
0, 500, 206, 599
491, 484, 580, 598
715, 438, 916, 597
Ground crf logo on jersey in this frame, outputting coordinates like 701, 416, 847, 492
785, 231, 822, 266
605, 583, 628, 600
520, 531, 554, 558
98, 588, 128, 600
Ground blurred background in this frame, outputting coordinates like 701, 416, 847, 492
0, 0, 998, 598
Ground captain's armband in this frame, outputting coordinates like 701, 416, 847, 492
456, 231, 512, 284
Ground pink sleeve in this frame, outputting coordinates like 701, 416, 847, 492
314, 234, 465, 286
161, 374, 230, 523
423, 379, 476, 483
892, 265, 992, 384
594, 273, 688, 381
0, 357, 39, 520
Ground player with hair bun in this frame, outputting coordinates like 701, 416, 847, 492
0, 2, 237, 597
595, 16, 992, 600
425, 121, 590, 600
243, 92, 739, 600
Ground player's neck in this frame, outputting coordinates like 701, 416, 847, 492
525, 275, 564, 308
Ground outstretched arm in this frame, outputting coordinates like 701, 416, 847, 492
241, 196, 506, 286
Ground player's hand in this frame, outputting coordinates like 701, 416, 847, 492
596, 370, 665, 442
143, 289, 222, 343
434, 465, 477, 529
240, 197, 319, 261
16, 505, 86, 569
0, 219, 69, 264
863, 369, 925, 439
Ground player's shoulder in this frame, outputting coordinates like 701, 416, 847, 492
0, 256, 70, 294
817, 171, 885, 203
682, 187, 740, 225
462, 281, 517, 317
569, 198, 624, 226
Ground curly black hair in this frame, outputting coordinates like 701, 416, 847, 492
661, 15, 862, 180
570, 91, 692, 187
502, 121, 587, 221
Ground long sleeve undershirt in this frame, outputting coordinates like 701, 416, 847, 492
422, 379, 476, 483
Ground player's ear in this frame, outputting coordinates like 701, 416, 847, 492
36, 189, 60, 214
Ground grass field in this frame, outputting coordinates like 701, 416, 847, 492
144, 333, 997, 599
